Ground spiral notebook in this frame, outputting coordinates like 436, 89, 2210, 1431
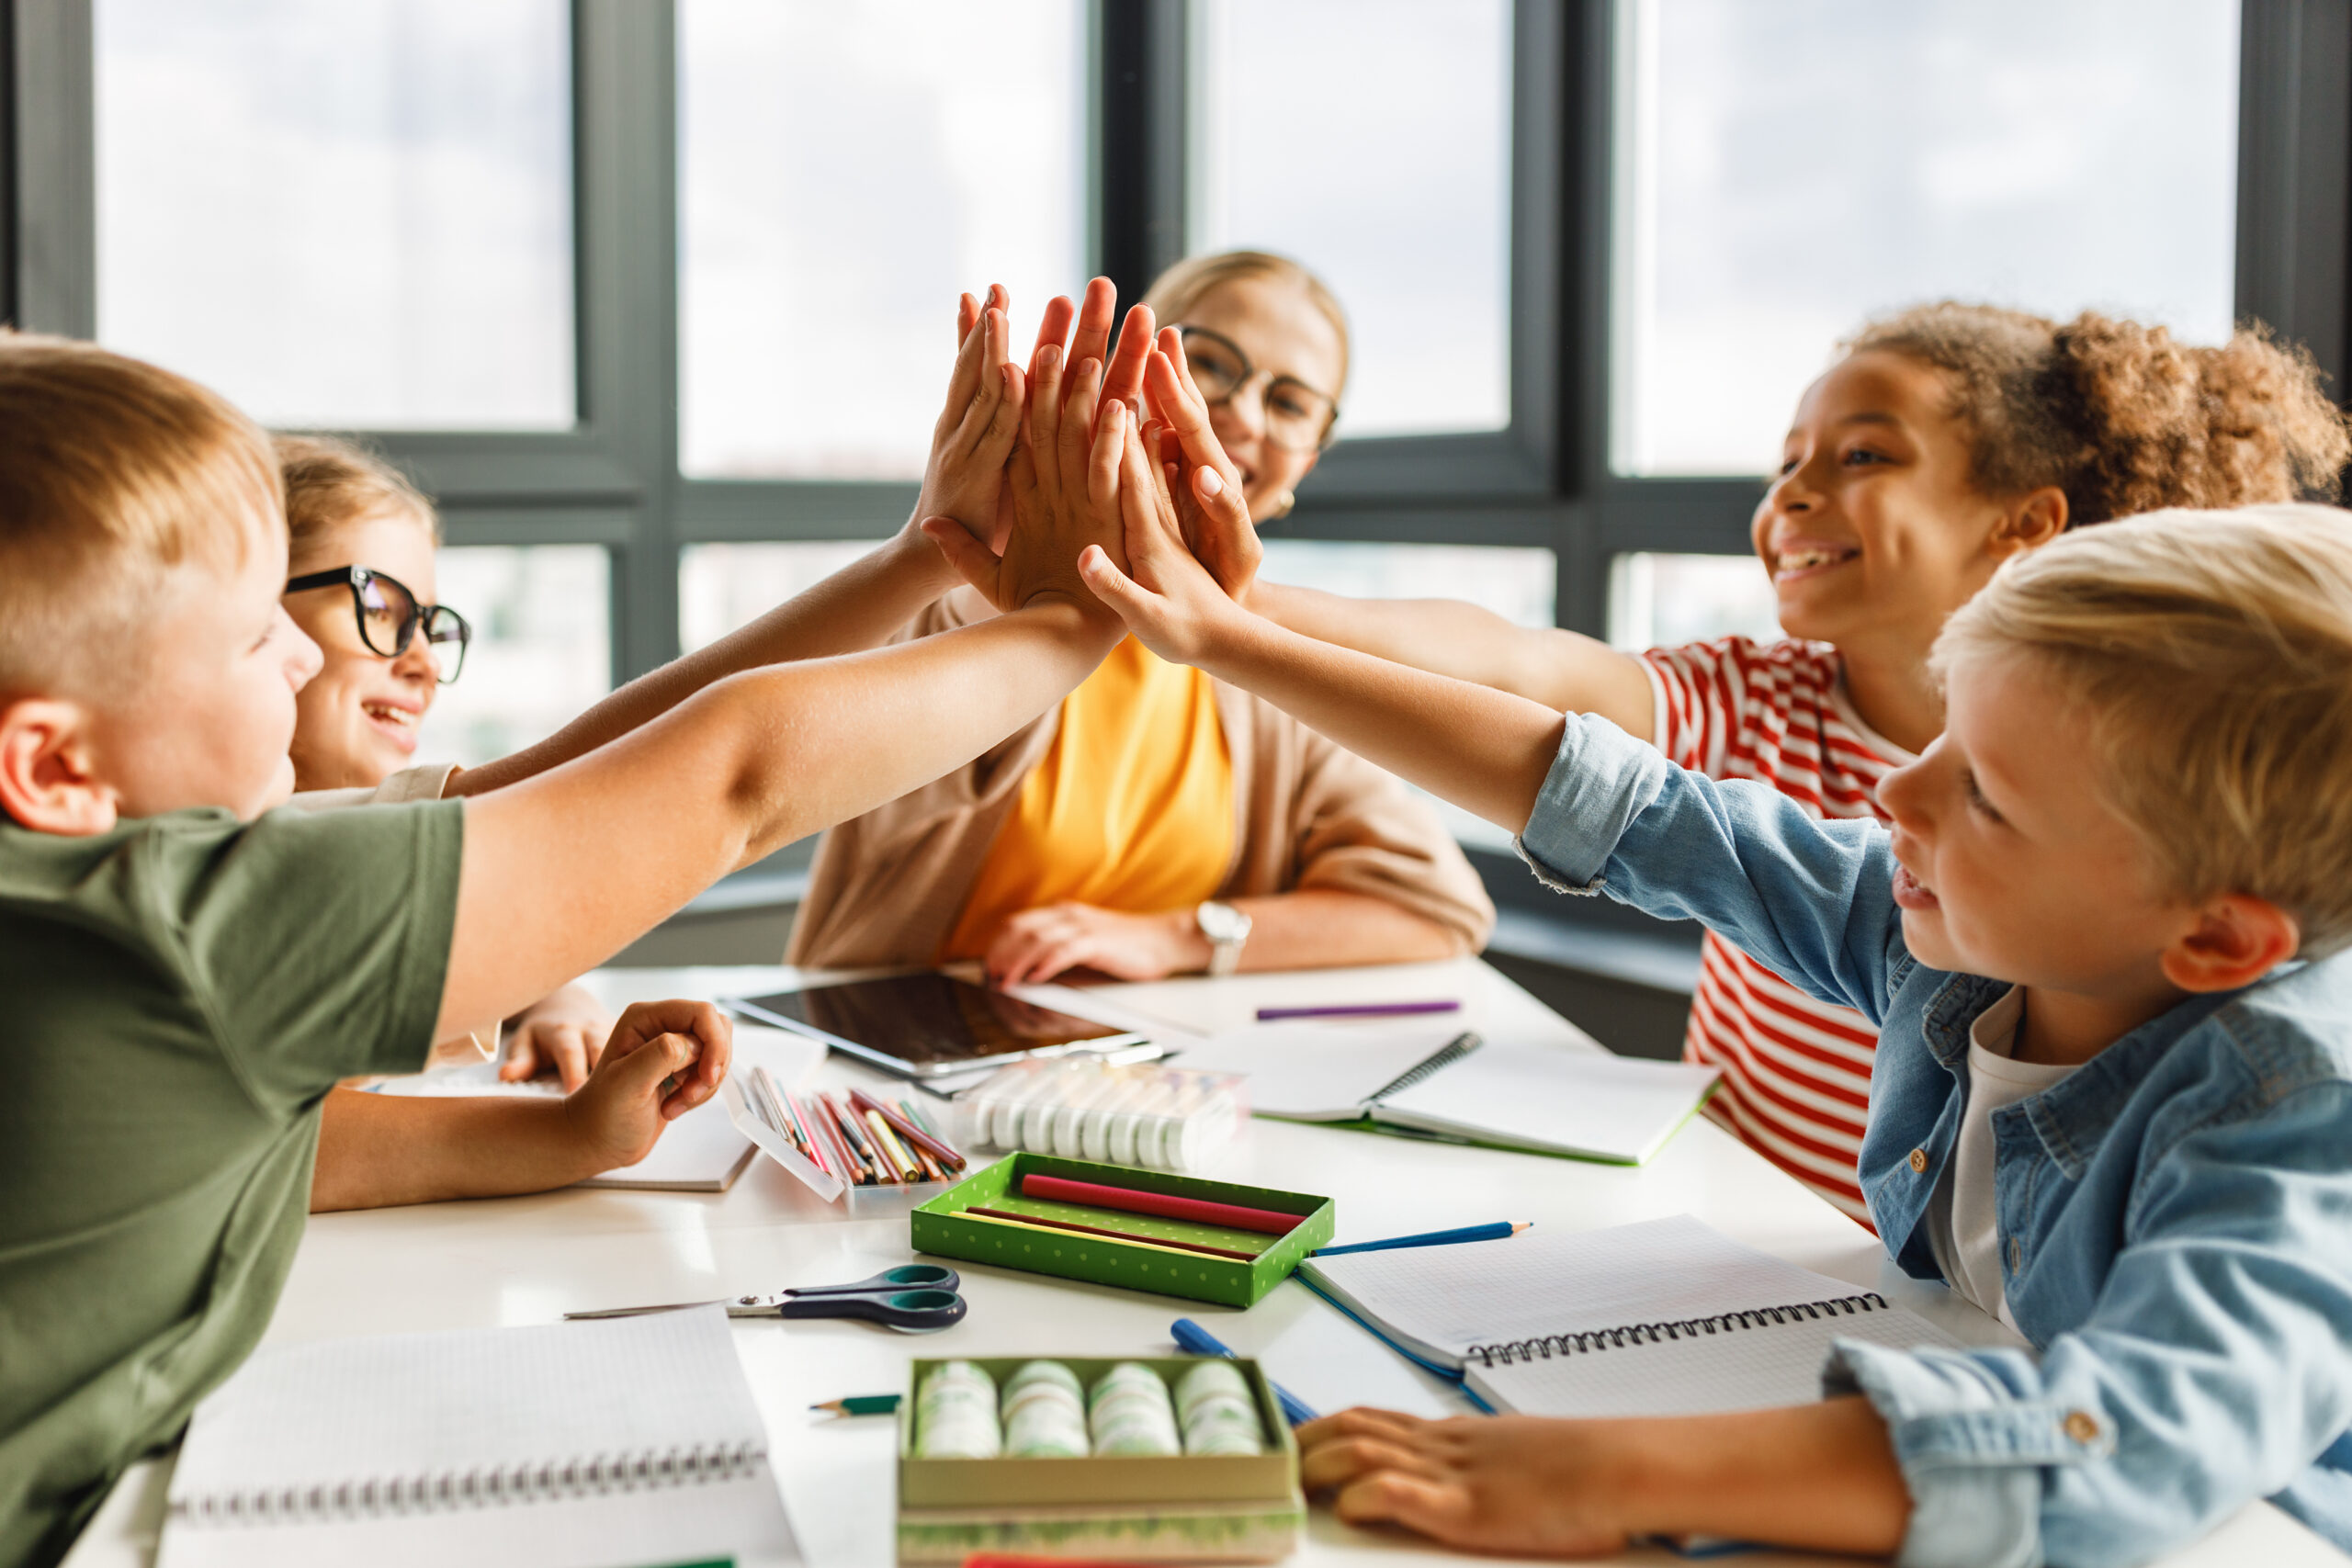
1298, 1213, 1958, 1417
1178, 1025, 1720, 1165
159, 1307, 799, 1568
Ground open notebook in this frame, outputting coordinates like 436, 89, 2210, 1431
1177, 1023, 1720, 1165
1299, 1214, 1958, 1418
159, 1307, 799, 1568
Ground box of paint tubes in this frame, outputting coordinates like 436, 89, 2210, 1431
896, 1354, 1303, 1564
951, 1057, 1249, 1175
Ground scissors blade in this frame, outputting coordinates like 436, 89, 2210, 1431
563, 1292, 790, 1322
561, 1300, 722, 1321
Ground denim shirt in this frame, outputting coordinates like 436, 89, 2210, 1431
1515, 715, 2352, 1568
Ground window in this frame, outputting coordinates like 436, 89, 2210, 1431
679, 541, 888, 651
1257, 540, 1555, 629
1607, 552, 1782, 651
94, 0, 575, 430
677, 0, 1088, 479
417, 547, 611, 766
1610, 0, 2241, 477
1190, 0, 1513, 440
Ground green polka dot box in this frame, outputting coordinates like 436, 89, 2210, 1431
910, 1152, 1336, 1307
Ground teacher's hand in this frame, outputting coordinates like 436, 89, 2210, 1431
984, 902, 1212, 987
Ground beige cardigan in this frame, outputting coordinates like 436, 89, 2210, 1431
788, 595, 1497, 969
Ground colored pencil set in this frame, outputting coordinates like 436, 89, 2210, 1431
958, 1172, 1306, 1264
741, 1067, 966, 1187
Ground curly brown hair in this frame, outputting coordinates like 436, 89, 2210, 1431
1843, 304, 2350, 524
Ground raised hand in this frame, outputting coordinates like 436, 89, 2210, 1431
1143, 329, 1261, 601
1071, 401, 1257, 667
912, 288, 1026, 560
923, 348, 1135, 616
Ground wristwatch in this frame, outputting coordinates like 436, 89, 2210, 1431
1195, 900, 1254, 978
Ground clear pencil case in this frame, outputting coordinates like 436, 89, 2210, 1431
951, 1058, 1247, 1175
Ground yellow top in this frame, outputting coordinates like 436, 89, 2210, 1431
940, 637, 1236, 961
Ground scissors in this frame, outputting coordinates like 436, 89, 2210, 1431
563, 1265, 967, 1333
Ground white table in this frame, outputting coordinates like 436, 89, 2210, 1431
66, 958, 2342, 1567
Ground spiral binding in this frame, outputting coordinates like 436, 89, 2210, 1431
169, 1438, 769, 1527
1465, 1292, 1892, 1368
1364, 1032, 1483, 1103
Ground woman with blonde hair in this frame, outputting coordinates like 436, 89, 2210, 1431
790, 254, 1493, 982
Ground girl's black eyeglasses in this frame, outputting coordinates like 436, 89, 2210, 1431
285, 565, 471, 685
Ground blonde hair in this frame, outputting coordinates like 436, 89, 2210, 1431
1143, 249, 1352, 401
0, 332, 280, 696
1936, 502, 2352, 955
275, 434, 439, 564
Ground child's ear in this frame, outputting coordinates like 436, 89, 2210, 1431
2160, 894, 2301, 994
0, 698, 120, 836
1988, 488, 2070, 559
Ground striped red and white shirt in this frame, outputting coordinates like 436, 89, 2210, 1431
1639, 637, 1914, 1226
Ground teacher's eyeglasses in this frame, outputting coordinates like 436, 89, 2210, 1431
284, 565, 471, 684
1175, 325, 1340, 453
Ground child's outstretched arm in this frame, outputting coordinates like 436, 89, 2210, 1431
310, 1000, 732, 1211
455, 293, 1039, 797
1138, 333, 1655, 735
1295, 1401, 1908, 1560
429, 351, 1135, 1046
1079, 445, 1568, 835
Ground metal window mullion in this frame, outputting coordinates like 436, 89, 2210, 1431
11, 0, 95, 336
2233, 0, 2352, 399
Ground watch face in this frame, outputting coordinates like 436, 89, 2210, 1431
1198, 901, 1247, 942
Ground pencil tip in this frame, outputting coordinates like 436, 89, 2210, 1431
1513, 1222, 1533, 1233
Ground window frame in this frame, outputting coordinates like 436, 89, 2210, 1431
6, 0, 2346, 682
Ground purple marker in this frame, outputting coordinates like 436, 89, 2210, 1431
1255, 999, 1462, 1021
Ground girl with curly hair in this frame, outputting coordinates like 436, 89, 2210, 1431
1165, 301, 2351, 1224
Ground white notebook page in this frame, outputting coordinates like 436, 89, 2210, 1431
1374, 1041, 1719, 1162
1469, 1299, 1951, 1417
1171, 1021, 1467, 1118
1300, 1214, 1913, 1367
169, 1308, 765, 1499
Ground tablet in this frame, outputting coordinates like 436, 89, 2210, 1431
720, 973, 1158, 1079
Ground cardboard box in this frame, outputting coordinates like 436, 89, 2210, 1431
910, 1152, 1335, 1308
897, 1355, 1303, 1564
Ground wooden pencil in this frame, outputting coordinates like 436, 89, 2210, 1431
965, 1205, 1260, 1262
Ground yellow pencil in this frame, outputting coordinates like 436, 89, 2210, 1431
866, 1110, 920, 1180
956, 1209, 1226, 1264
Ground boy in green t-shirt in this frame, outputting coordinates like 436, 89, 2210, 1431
0, 329, 1140, 1565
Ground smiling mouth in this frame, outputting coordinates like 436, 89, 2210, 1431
1774, 544, 1861, 581
1892, 863, 1939, 910
363, 701, 419, 731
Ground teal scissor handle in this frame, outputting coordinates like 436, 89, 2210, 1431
775, 1287, 967, 1332
784, 1264, 959, 1297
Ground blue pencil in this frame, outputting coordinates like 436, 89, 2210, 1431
1310, 1221, 1532, 1257
1170, 1317, 1319, 1426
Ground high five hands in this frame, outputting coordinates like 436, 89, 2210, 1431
912, 276, 1267, 650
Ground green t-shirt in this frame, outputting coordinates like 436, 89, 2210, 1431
0, 799, 463, 1567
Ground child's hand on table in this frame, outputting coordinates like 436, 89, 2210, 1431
561, 998, 734, 1171
497, 981, 615, 1091
1297, 1409, 1639, 1559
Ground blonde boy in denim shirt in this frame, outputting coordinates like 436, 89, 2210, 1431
1075, 480, 2352, 1567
